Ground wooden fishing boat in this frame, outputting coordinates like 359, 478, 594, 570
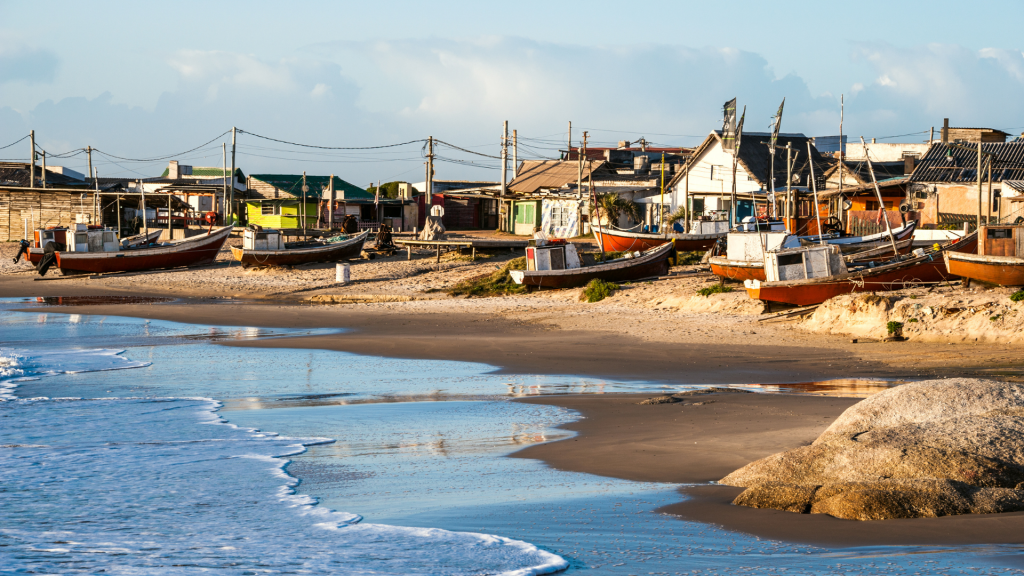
24, 228, 163, 266
594, 227, 724, 253
794, 220, 917, 252
231, 231, 368, 267
510, 242, 676, 289
744, 232, 978, 307
51, 226, 233, 275
943, 224, 1024, 286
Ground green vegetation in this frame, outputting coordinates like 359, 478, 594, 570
366, 181, 411, 199
991, 315, 1002, 322
591, 193, 640, 226
698, 284, 734, 297
908, 318, 919, 323
580, 279, 617, 303
675, 251, 704, 266
447, 257, 527, 297
887, 321, 904, 336
1011, 290, 1024, 303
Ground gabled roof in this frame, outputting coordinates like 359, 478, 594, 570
0, 163, 88, 188
249, 174, 372, 200
908, 142, 1024, 183
667, 131, 825, 190
507, 160, 607, 194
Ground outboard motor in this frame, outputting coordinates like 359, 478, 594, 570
36, 242, 65, 276
13, 239, 29, 263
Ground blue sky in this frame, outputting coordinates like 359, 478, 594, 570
2, 0, 1023, 184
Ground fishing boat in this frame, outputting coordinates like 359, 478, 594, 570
944, 224, 1024, 286
594, 226, 725, 253
509, 241, 676, 289
20, 228, 163, 266
47, 225, 233, 276
231, 229, 369, 268
791, 220, 917, 252
744, 232, 978, 307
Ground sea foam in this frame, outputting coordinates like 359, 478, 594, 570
0, 396, 567, 575
0, 347, 151, 400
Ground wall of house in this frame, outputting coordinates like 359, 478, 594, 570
845, 143, 930, 162
0, 188, 99, 242
541, 198, 579, 238
671, 141, 760, 212
246, 202, 319, 229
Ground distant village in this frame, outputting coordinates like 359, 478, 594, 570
1, 116, 1021, 246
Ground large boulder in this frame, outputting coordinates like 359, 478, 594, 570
721, 379, 1024, 520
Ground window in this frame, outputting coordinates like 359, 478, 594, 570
550, 203, 570, 228
993, 189, 1001, 212
261, 204, 280, 216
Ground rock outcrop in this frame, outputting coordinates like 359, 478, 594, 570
721, 379, 1024, 520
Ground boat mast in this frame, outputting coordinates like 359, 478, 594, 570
806, 143, 824, 245
731, 106, 745, 231
859, 136, 899, 257
837, 95, 844, 231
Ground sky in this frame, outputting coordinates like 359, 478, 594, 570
2, 0, 1023, 185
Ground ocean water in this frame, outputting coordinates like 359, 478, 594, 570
2, 297, 1023, 575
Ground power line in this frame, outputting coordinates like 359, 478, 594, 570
433, 139, 501, 159
0, 135, 29, 152
93, 130, 230, 162
238, 129, 424, 150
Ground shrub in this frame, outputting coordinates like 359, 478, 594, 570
886, 321, 904, 336
908, 318, 919, 323
1011, 290, 1024, 303
447, 257, 527, 297
675, 251, 704, 266
580, 279, 617, 303
698, 284, 734, 297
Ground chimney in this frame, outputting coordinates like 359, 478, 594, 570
904, 155, 916, 175
941, 118, 949, 144
168, 160, 179, 179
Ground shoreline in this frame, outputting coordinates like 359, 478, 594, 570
514, 391, 1024, 548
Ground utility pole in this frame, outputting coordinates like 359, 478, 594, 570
660, 151, 666, 236
512, 129, 518, 178
140, 180, 148, 238
41, 151, 47, 189
683, 156, 690, 233
425, 136, 434, 207
987, 159, 993, 226
222, 143, 227, 222
974, 140, 983, 229
87, 146, 94, 187
229, 126, 237, 226
29, 130, 35, 188
785, 143, 793, 225
328, 174, 335, 230
302, 171, 307, 238
500, 121, 508, 202
567, 121, 571, 159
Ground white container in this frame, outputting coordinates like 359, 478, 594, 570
765, 245, 847, 282
336, 263, 350, 284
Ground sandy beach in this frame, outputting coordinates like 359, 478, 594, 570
4, 236, 1024, 552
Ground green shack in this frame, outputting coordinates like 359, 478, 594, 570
245, 174, 373, 229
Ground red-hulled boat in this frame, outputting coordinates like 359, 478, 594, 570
744, 232, 978, 307
23, 228, 163, 266
594, 227, 725, 253
943, 224, 1024, 286
51, 226, 232, 275
510, 241, 676, 289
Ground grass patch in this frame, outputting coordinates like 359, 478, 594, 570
447, 257, 527, 297
887, 321, 904, 336
908, 318, 919, 323
1011, 290, 1024, 303
580, 279, 617, 303
991, 314, 1002, 321
697, 284, 734, 297
675, 251, 704, 266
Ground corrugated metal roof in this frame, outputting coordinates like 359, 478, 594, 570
666, 131, 825, 190
908, 142, 1024, 183
507, 160, 607, 194
249, 174, 371, 200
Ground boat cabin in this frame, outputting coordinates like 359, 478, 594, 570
243, 228, 284, 251
979, 225, 1024, 257
525, 241, 581, 271
764, 245, 847, 282
67, 226, 119, 253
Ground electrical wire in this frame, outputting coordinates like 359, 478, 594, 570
238, 129, 424, 150
0, 135, 29, 152
93, 130, 230, 162
433, 139, 501, 159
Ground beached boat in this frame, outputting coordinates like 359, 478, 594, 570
22, 228, 163, 266
231, 229, 368, 267
792, 220, 917, 252
49, 226, 233, 275
510, 241, 676, 289
709, 236, 914, 283
943, 224, 1024, 286
594, 226, 725, 253
744, 232, 978, 306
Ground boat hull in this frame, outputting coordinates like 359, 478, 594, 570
746, 234, 978, 306
709, 256, 765, 282
54, 226, 232, 275
594, 228, 723, 253
512, 242, 675, 289
231, 232, 368, 267
944, 252, 1024, 286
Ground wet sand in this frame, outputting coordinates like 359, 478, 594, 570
515, 391, 1024, 547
